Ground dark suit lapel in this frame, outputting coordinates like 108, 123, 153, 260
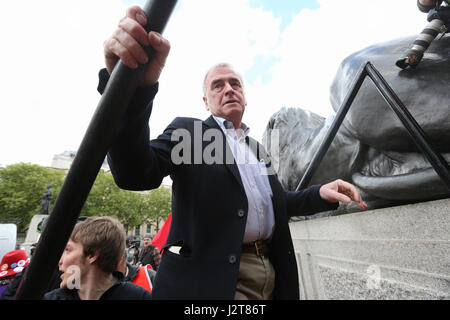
203, 116, 244, 190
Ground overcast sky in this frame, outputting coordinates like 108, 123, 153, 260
0, 0, 426, 167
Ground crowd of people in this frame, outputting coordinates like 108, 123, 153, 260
0, 1, 438, 300
0, 216, 161, 300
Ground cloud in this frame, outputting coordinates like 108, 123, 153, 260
0, 0, 428, 166
243, 0, 425, 140
0, 0, 127, 166
153, 0, 281, 134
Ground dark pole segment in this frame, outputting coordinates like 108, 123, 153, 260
295, 62, 368, 191
16, 0, 178, 300
365, 62, 450, 190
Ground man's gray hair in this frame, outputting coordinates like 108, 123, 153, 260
142, 233, 153, 240
202, 63, 245, 96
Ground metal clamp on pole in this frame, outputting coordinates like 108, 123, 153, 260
15, 0, 178, 300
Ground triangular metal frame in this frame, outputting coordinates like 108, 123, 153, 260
296, 61, 450, 192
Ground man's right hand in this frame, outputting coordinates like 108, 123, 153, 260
103, 5, 171, 87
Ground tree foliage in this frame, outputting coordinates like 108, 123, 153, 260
145, 186, 172, 230
0, 163, 64, 232
82, 170, 166, 227
147, 187, 172, 217
0, 163, 172, 233
83, 170, 171, 226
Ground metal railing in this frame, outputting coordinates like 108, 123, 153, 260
296, 61, 450, 192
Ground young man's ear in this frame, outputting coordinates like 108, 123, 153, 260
88, 254, 98, 265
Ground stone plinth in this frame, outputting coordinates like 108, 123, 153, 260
289, 198, 450, 300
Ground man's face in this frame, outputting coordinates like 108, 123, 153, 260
143, 237, 152, 248
58, 240, 90, 289
203, 66, 247, 125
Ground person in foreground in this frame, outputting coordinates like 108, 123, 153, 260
101, 6, 368, 300
43, 216, 151, 300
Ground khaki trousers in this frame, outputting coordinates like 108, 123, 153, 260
234, 253, 275, 300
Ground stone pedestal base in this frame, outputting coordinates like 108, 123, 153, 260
289, 198, 450, 299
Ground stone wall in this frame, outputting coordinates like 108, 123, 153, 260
289, 198, 450, 300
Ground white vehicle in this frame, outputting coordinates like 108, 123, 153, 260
0, 224, 17, 260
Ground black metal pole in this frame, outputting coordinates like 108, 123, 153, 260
16, 0, 177, 300
295, 62, 368, 191
365, 62, 450, 190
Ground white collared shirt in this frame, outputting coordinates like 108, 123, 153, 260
213, 116, 275, 243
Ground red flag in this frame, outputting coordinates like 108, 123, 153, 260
152, 213, 172, 251
132, 265, 153, 292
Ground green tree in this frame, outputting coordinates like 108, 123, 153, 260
0, 163, 65, 232
145, 186, 171, 231
82, 171, 171, 228
0, 163, 172, 233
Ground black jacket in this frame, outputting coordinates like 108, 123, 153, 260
43, 272, 151, 300
100, 69, 337, 300
138, 245, 160, 271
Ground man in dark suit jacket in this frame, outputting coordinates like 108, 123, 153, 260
102, 5, 367, 300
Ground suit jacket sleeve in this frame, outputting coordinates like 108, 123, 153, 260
98, 68, 175, 191
285, 184, 339, 218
